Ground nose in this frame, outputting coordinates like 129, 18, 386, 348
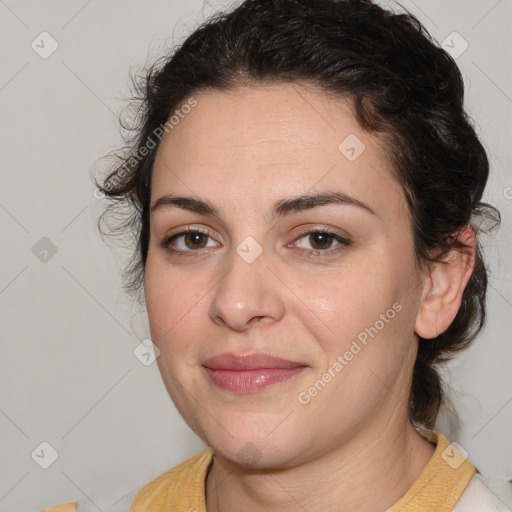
208, 246, 285, 332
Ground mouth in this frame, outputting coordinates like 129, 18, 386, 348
202, 353, 309, 393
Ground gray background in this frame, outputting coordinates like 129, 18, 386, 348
0, 1, 511, 510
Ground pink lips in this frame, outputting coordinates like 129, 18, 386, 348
202, 353, 308, 393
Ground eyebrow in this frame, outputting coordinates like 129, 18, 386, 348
150, 191, 377, 219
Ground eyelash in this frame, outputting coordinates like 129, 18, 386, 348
160, 227, 351, 258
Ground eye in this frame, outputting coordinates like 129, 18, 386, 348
160, 226, 351, 258
161, 228, 217, 254
293, 228, 351, 257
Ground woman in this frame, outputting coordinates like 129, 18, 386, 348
42, 0, 506, 510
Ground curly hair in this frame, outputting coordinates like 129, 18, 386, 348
93, 0, 501, 430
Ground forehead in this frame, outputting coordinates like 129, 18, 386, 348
151, 84, 404, 220
157, 84, 368, 159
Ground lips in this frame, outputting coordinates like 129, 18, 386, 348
202, 353, 308, 393
203, 353, 306, 370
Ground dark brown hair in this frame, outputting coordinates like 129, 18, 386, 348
93, 0, 501, 430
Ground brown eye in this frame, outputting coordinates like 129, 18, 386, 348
161, 229, 216, 254
307, 232, 335, 250
294, 229, 351, 257
182, 232, 209, 250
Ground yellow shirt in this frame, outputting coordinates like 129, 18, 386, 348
41, 431, 477, 512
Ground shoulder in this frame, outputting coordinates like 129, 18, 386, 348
36, 487, 138, 512
36, 448, 212, 512
129, 448, 213, 510
135, 447, 213, 491
454, 473, 512, 512
39, 504, 78, 512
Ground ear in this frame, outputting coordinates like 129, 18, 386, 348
415, 225, 476, 339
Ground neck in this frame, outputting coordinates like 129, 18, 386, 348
205, 419, 436, 512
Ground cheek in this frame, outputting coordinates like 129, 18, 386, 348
295, 250, 417, 381
145, 258, 208, 420
296, 265, 396, 346
144, 256, 207, 352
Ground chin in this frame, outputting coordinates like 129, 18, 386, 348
200, 419, 306, 470
213, 440, 296, 470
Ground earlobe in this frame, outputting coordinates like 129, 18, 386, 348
414, 226, 476, 340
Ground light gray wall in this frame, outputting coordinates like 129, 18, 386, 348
0, 1, 510, 511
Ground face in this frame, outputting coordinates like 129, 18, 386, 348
144, 84, 424, 469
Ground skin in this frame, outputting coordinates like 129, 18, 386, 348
144, 83, 476, 512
